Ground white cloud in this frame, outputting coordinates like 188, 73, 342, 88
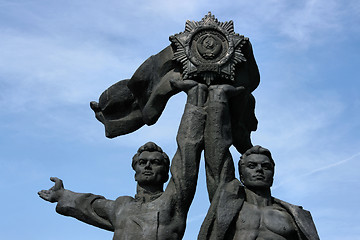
304, 151, 360, 176
0, 31, 142, 112
277, 0, 342, 44
218, 0, 357, 48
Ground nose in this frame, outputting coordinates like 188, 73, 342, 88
145, 161, 152, 169
255, 164, 263, 172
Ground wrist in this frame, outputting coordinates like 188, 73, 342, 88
208, 89, 227, 103
186, 84, 207, 107
53, 188, 66, 203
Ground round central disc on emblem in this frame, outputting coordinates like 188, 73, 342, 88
197, 34, 222, 60
190, 30, 228, 65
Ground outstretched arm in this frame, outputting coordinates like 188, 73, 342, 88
38, 177, 114, 231
204, 85, 245, 202
163, 79, 207, 212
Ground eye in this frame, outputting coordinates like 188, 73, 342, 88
152, 159, 161, 165
247, 163, 256, 169
262, 163, 272, 170
138, 159, 146, 165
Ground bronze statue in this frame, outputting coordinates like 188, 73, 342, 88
39, 80, 207, 240
39, 13, 320, 240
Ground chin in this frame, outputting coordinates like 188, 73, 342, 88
141, 178, 155, 184
246, 181, 272, 189
138, 178, 163, 185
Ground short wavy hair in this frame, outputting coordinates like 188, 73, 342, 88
239, 145, 275, 169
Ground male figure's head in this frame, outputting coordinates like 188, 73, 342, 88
238, 145, 275, 190
132, 142, 170, 188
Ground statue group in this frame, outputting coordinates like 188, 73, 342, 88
39, 13, 320, 240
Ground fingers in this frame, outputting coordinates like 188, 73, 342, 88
235, 86, 245, 91
209, 84, 245, 98
50, 177, 58, 182
170, 79, 245, 104
229, 86, 245, 97
38, 189, 50, 195
197, 83, 208, 106
169, 79, 198, 92
198, 83, 208, 91
50, 177, 64, 190
38, 190, 50, 201
90, 101, 100, 112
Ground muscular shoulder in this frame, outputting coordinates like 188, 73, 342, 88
211, 179, 245, 209
114, 195, 134, 206
217, 179, 244, 199
223, 179, 243, 192
274, 198, 308, 213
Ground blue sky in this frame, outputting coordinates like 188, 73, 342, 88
1, 0, 359, 239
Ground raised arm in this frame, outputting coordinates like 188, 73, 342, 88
163, 79, 207, 212
38, 177, 114, 231
204, 85, 245, 201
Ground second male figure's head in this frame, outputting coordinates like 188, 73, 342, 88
238, 145, 275, 190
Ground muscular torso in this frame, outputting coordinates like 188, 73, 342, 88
232, 202, 299, 240
111, 194, 185, 240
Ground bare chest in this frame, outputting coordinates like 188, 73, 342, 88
112, 199, 182, 240
233, 202, 298, 240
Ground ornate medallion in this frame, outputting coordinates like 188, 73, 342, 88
170, 12, 248, 85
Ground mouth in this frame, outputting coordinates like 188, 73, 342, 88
143, 171, 154, 176
253, 175, 265, 180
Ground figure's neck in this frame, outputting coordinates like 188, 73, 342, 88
244, 187, 272, 207
135, 184, 163, 202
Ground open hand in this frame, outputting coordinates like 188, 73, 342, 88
38, 177, 64, 203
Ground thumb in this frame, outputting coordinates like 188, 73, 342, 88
50, 177, 64, 190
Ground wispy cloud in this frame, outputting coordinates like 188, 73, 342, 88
276, 0, 343, 45
219, 0, 358, 48
0, 32, 140, 111
273, 151, 360, 190
303, 152, 360, 176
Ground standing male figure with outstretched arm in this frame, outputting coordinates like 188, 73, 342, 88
39, 80, 207, 240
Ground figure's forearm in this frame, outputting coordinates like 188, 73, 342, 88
176, 103, 206, 146
169, 103, 206, 209
56, 190, 114, 231
205, 101, 233, 152
204, 96, 235, 201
